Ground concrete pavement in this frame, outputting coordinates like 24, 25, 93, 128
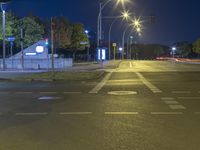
0, 61, 200, 150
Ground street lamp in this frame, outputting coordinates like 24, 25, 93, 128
172, 47, 176, 58
0, 0, 11, 70
97, 0, 129, 48
108, 10, 131, 60
122, 19, 142, 59
84, 30, 90, 61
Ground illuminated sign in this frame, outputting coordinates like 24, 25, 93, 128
102, 49, 106, 60
36, 46, 44, 53
97, 48, 106, 60
25, 52, 37, 56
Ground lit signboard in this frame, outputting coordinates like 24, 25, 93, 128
97, 48, 106, 60
36, 46, 44, 53
25, 52, 37, 56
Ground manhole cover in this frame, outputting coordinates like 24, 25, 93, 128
38, 96, 61, 100
108, 91, 137, 95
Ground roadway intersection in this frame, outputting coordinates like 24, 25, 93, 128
0, 61, 200, 150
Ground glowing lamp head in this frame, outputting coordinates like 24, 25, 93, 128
172, 47, 176, 51
85, 30, 89, 34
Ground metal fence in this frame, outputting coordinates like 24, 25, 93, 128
0, 58, 73, 70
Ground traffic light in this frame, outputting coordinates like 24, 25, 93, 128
149, 15, 156, 24
45, 38, 49, 46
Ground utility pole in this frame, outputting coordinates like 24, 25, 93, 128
113, 43, 116, 61
2, 9, 5, 70
20, 28, 24, 70
51, 17, 55, 76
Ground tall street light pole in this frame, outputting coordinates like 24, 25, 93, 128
1, 3, 6, 70
2, 9, 5, 70
108, 18, 118, 60
122, 26, 129, 60
51, 17, 55, 77
0, 0, 11, 70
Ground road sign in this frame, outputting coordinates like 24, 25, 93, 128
113, 43, 117, 47
6, 36, 15, 42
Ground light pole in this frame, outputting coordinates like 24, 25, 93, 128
172, 47, 176, 58
0, 0, 11, 70
1, 4, 5, 70
85, 30, 90, 61
97, 0, 112, 48
122, 25, 130, 59
126, 33, 133, 59
97, 0, 129, 48
51, 17, 55, 76
108, 18, 117, 60
108, 11, 130, 60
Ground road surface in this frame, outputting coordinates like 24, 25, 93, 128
0, 61, 200, 150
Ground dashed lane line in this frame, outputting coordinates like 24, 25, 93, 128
63, 92, 82, 94
151, 112, 184, 115
178, 97, 200, 100
15, 112, 48, 116
40, 92, 57, 94
15, 92, 33, 94
89, 72, 112, 94
168, 105, 186, 110
59, 112, 92, 115
105, 112, 139, 115
161, 97, 175, 101
194, 112, 200, 115
164, 101, 179, 105
172, 91, 191, 94
135, 72, 162, 93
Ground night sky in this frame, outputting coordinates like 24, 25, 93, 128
8, 0, 200, 45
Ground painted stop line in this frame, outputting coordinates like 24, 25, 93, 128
108, 91, 137, 95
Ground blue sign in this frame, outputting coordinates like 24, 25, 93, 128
7, 36, 15, 42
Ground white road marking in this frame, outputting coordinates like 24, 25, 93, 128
0, 92, 9, 94
161, 97, 175, 101
135, 72, 162, 93
178, 97, 200, 100
40, 92, 57, 94
63, 92, 82, 94
15, 92, 33, 94
108, 91, 137, 96
194, 112, 200, 115
151, 112, 183, 115
38, 96, 61, 100
89, 72, 112, 94
164, 101, 179, 104
107, 79, 141, 82
169, 105, 186, 110
59, 112, 92, 115
105, 112, 139, 115
15, 112, 48, 116
129, 62, 133, 68
172, 91, 191, 94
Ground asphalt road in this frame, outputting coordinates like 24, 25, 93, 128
0, 61, 200, 150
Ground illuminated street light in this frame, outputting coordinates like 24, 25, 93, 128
108, 10, 131, 60
172, 47, 176, 58
121, 10, 130, 20
97, 0, 130, 48
131, 17, 142, 27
